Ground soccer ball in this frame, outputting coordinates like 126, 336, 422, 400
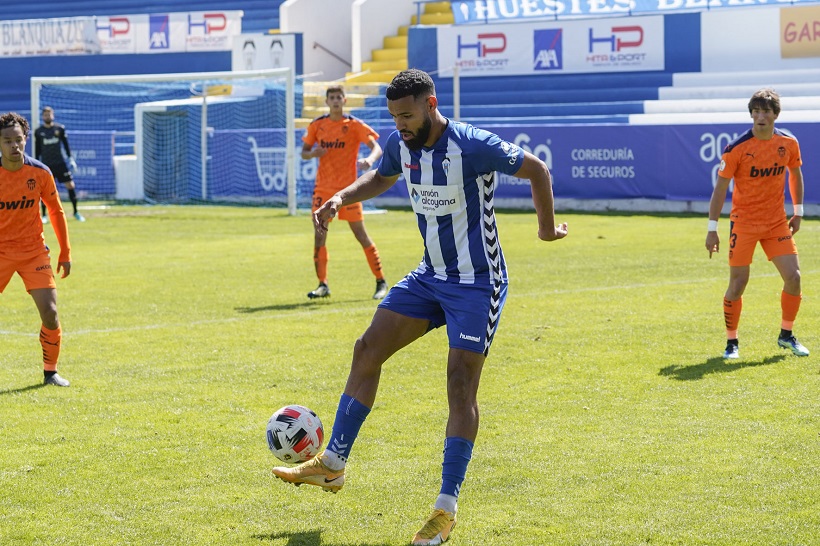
266, 405, 324, 463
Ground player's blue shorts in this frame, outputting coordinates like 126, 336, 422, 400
378, 271, 508, 355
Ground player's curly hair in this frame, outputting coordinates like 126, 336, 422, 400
386, 69, 435, 101
0, 112, 30, 136
748, 88, 781, 116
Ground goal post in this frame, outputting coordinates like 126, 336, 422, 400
31, 68, 302, 214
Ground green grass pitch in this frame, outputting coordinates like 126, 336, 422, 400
1, 204, 818, 545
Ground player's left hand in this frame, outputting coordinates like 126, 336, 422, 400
68, 157, 78, 172
539, 222, 568, 241
57, 261, 71, 278
705, 231, 720, 258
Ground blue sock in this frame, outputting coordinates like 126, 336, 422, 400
440, 436, 474, 498
326, 394, 370, 463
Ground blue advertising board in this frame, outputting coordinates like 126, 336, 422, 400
491, 123, 819, 203
367, 123, 820, 205
153, 122, 820, 205
70, 131, 116, 197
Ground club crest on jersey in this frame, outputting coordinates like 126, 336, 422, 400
27, 179, 36, 190
442, 157, 450, 176
778, 146, 786, 158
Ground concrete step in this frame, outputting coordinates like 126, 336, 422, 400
362, 59, 407, 73
383, 35, 407, 49
373, 48, 406, 62
345, 71, 398, 84
410, 12, 454, 25
424, 1, 453, 14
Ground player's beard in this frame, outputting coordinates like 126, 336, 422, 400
402, 114, 432, 151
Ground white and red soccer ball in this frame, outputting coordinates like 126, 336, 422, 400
266, 405, 324, 463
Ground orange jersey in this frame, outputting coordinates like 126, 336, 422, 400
303, 114, 379, 193
718, 128, 802, 227
0, 156, 70, 262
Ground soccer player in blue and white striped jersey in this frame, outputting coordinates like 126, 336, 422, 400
272, 69, 568, 545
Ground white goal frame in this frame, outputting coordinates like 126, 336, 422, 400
31, 68, 298, 214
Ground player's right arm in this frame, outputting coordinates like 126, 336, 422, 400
300, 120, 325, 160
301, 142, 326, 160
313, 170, 399, 233
706, 175, 731, 258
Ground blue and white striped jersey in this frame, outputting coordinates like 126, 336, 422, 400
378, 120, 525, 285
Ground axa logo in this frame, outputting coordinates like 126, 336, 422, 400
749, 164, 785, 177
97, 17, 130, 38
457, 32, 506, 58
533, 29, 562, 71
0, 195, 37, 210
188, 13, 227, 35
149, 15, 170, 49
588, 25, 643, 53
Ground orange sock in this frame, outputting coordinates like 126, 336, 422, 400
363, 244, 383, 280
314, 246, 328, 283
40, 325, 62, 372
723, 297, 742, 339
781, 291, 802, 330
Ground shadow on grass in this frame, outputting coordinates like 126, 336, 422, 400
0, 383, 47, 395
659, 354, 786, 381
236, 297, 374, 314
236, 301, 332, 313
252, 529, 390, 546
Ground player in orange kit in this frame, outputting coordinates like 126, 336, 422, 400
705, 88, 808, 359
302, 85, 387, 300
0, 112, 73, 386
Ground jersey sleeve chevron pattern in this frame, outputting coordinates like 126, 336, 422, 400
380, 120, 525, 285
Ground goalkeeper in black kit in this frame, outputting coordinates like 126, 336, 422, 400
34, 106, 85, 222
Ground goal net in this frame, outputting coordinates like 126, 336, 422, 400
31, 68, 308, 214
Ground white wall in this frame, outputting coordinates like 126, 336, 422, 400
351, 0, 417, 73
281, 0, 356, 80
701, 6, 820, 72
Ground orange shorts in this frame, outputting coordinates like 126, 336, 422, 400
0, 246, 56, 293
728, 220, 797, 267
312, 189, 363, 223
